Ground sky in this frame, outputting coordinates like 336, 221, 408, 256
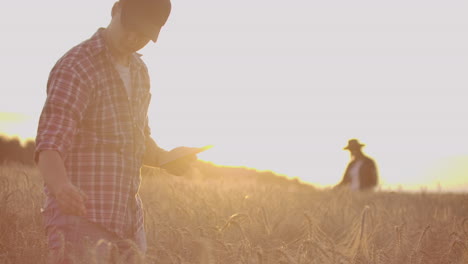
1, 0, 467, 191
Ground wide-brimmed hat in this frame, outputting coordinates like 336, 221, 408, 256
343, 139, 365, 150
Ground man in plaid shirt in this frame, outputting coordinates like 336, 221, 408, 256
35, 0, 193, 262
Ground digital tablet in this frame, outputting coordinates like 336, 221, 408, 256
158, 145, 213, 167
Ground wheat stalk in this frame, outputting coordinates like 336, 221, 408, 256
410, 225, 431, 264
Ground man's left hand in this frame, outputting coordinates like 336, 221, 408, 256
160, 147, 198, 176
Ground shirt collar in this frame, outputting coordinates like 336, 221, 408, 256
88, 28, 144, 69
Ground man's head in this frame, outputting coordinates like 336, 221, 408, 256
343, 139, 365, 157
119, 0, 171, 42
107, 0, 171, 55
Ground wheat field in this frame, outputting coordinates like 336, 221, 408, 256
1, 163, 468, 264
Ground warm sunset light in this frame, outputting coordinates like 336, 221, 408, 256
1, 0, 467, 191
3, 1, 468, 263
0, 112, 36, 142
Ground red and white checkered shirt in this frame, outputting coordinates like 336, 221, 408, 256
35, 29, 154, 238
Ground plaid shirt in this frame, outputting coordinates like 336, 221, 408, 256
36, 29, 155, 238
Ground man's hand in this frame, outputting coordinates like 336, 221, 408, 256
52, 181, 88, 216
37, 150, 88, 216
160, 147, 198, 176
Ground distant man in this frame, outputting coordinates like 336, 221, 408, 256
35, 0, 196, 262
335, 139, 379, 191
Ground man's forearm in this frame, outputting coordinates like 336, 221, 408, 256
142, 137, 168, 167
37, 150, 70, 194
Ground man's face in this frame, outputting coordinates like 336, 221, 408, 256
349, 148, 361, 157
118, 29, 154, 53
109, 6, 161, 55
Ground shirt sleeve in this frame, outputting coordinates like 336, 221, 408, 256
35, 65, 92, 163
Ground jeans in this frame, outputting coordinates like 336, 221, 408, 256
42, 206, 147, 264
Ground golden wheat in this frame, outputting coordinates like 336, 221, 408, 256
1, 164, 468, 263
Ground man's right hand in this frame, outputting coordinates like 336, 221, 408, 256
37, 150, 88, 216
52, 182, 88, 216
